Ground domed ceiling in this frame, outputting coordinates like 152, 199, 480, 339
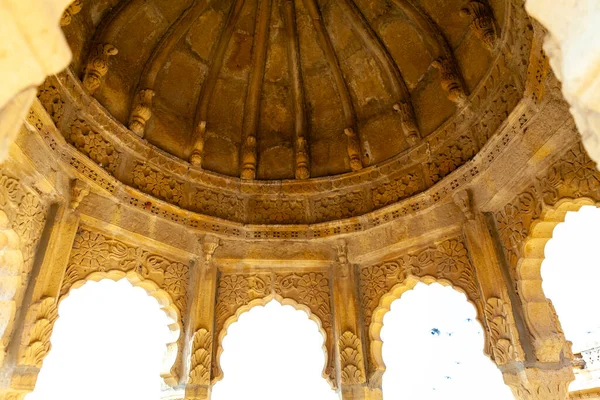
62, 0, 501, 180
38, 0, 533, 227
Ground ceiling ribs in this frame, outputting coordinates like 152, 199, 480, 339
339, 0, 421, 146
190, 0, 247, 166
240, 0, 273, 180
128, 0, 213, 136
282, 0, 310, 180
302, 0, 364, 172
390, 0, 468, 104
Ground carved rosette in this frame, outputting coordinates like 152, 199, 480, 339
339, 331, 366, 385
189, 328, 212, 385
83, 44, 118, 94
484, 297, 515, 365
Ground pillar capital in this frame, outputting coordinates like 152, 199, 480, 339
503, 365, 574, 400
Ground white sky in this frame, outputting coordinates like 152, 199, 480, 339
27, 206, 600, 400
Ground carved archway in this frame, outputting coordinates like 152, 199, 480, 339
0, 209, 24, 362
516, 197, 597, 363
59, 270, 182, 386
367, 275, 486, 385
213, 294, 331, 388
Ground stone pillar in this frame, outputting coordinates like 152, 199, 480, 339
184, 236, 220, 400
0, 202, 80, 399
332, 242, 381, 400
0, 0, 73, 161
525, 1, 600, 169
455, 191, 574, 400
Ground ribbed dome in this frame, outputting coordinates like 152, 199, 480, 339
63, 0, 500, 180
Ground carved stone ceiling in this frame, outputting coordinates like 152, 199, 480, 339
64, 0, 501, 178
43, 0, 531, 227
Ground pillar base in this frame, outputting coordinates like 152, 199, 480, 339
339, 385, 382, 400
184, 384, 211, 400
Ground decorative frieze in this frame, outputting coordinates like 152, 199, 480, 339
132, 164, 184, 207
66, 119, 120, 174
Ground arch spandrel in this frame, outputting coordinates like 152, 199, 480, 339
358, 236, 485, 386
212, 271, 336, 389
55, 227, 192, 386
491, 142, 600, 364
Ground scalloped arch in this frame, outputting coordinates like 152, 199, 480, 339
516, 197, 598, 363
367, 274, 486, 386
0, 209, 24, 360
213, 294, 333, 389
60, 270, 182, 386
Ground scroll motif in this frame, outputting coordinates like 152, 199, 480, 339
484, 297, 515, 365
189, 328, 212, 385
339, 331, 366, 385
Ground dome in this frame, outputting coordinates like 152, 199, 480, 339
63, 0, 501, 180
41, 0, 530, 226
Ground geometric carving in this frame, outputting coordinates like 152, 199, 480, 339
18, 298, 57, 368
188, 328, 212, 386
83, 44, 118, 94
484, 297, 515, 365
339, 331, 366, 385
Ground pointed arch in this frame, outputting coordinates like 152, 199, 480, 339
367, 274, 487, 386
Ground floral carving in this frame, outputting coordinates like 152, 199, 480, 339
539, 144, 600, 205
132, 164, 184, 206
189, 328, 212, 385
67, 119, 119, 173
339, 331, 366, 385
192, 188, 244, 223
248, 199, 306, 224
63, 229, 189, 314
372, 173, 422, 209
359, 238, 481, 377
426, 136, 477, 185
18, 298, 57, 368
37, 78, 64, 126
313, 190, 369, 222
484, 297, 515, 365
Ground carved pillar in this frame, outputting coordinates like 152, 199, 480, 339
184, 236, 220, 400
332, 242, 380, 400
456, 191, 574, 399
1, 203, 80, 399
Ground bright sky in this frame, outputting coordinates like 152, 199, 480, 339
27, 206, 600, 400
